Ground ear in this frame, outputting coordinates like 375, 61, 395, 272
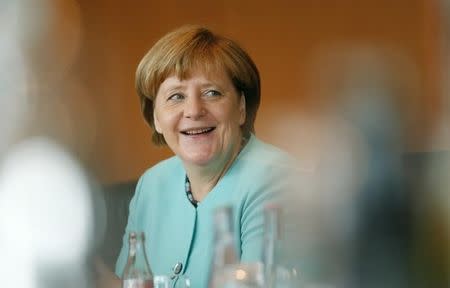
153, 110, 162, 134
239, 92, 246, 126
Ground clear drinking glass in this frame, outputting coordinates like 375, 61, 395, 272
172, 274, 191, 288
153, 275, 170, 288
213, 262, 298, 288
273, 266, 298, 288
212, 262, 264, 288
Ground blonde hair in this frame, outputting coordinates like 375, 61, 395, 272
136, 25, 260, 145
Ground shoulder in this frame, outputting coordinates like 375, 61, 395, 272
236, 135, 297, 178
126, 156, 185, 225
138, 156, 182, 184
132, 156, 183, 199
221, 136, 297, 204
229, 135, 313, 208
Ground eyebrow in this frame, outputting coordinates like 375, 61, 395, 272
160, 84, 185, 95
159, 77, 227, 95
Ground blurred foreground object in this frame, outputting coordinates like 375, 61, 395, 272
292, 37, 448, 285
0, 0, 31, 155
0, 137, 95, 288
0, 0, 97, 172
1, 1, 105, 288
409, 0, 450, 283
276, 44, 449, 287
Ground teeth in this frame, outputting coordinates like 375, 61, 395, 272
184, 128, 212, 135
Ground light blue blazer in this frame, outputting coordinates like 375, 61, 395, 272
115, 135, 295, 287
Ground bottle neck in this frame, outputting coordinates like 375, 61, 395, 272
123, 232, 153, 280
133, 239, 151, 269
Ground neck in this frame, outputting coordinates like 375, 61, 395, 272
184, 135, 247, 202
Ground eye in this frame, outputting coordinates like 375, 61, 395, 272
167, 93, 184, 101
204, 90, 222, 97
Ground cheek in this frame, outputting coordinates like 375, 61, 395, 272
153, 109, 167, 134
221, 106, 244, 129
154, 108, 173, 134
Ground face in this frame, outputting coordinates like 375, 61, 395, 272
153, 70, 246, 168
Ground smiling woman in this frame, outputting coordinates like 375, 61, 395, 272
154, 71, 246, 199
95, 25, 297, 288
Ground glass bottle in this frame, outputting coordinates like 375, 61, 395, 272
122, 231, 154, 288
209, 205, 238, 287
263, 203, 281, 288
262, 203, 298, 288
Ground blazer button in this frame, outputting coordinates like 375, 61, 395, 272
173, 262, 183, 275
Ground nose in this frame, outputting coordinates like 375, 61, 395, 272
184, 95, 205, 119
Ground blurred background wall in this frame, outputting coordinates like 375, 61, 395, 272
10, 0, 448, 183
77, 0, 448, 183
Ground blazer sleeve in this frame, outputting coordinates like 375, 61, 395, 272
239, 161, 295, 263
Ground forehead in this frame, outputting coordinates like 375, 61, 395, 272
158, 68, 234, 92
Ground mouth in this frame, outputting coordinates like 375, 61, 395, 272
180, 127, 216, 136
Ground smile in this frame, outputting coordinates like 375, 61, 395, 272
181, 127, 216, 135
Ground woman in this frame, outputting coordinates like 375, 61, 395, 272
100, 25, 295, 288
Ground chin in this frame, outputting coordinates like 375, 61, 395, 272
186, 158, 214, 167
185, 152, 221, 167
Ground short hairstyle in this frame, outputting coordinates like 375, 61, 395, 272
135, 25, 261, 145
